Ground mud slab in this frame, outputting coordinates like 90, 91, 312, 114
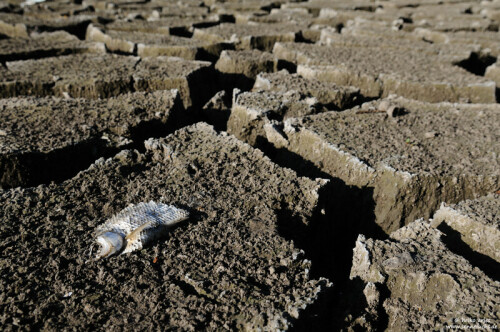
347, 4, 497, 32
282, 1, 379, 15
412, 29, 500, 58
409, 11, 497, 32
0, 12, 91, 38
132, 56, 216, 108
228, 73, 360, 147
248, 8, 313, 24
253, 70, 360, 109
265, 97, 500, 234
2, 53, 138, 99
103, 16, 221, 36
101, 2, 210, 18
209, 0, 280, 15
193, 23, 304, 51
382, 0, 482, 10
349, 220, 500, 331
273, 42, 496, 103
483, 8, 500, 24
485, 62, 500, 88
86, 25, 230, 60
1, 54, 216, 108
0, 1, 19, 13
21, 1, 95, 17
215, 49, 277, 80
0, 0, 499, 330
322, 26, 498, 77
248, 10, 321, 42
158, 5, 210, 18
228, 89, 320, 147
313, 7, 411, 28
321, 25, 482, 64
0, 90, 184, 188
432, 194, 500, 263
0, 31, 104, 63
0, 123, 331, 330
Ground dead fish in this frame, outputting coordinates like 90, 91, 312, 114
94, 201, 189, 259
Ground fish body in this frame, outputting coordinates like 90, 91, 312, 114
95, 201, 189, 259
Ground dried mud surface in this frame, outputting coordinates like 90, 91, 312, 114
0, 124, 330, 330
299, 99, 499, 176
0, 0, 499, 330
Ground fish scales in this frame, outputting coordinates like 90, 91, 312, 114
94, 201, 189, 259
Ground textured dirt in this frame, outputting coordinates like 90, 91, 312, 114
193, 23, 303, 51
0, 123, 331, 330
432, 194, 500, 262
298, 99, 499, 176
0, 31, 104, 62
350, 220, 500, 331
86, 25, 230, 60
216, 49, 277, 79
273, 34, 498, 102
1, 0, 499, 330
254, 70, 360, 109
265, 97, 499, 232
104, 16, 221, 34
0, 91, 183, 154
1, 53, 216, 108
0, 90, 186, 188
228, 89, 322, 146
0, 12, 92, 38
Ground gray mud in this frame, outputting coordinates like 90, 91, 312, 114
0, 0, 499, 330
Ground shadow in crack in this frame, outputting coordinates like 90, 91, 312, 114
276, 59, 297, 73
0, 139, 120, 189
187, 65, 222, 110
196, 43, 235, 63
288, 284, 335, 331
200, 90, 233, 132
327, 277, 391, 331
268, 143, 388, 278
198, 71, 255, 131
435, 222, 500, 282
216, 72, 255, 92
454, 52, 496, 76
0, 107, 192, 189
271, 146, 388, 330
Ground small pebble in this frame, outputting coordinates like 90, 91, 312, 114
361, 102, 374, 110
378, 100, 391, 112
424, 131, 437, 139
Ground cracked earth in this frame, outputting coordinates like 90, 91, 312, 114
0, 0, 499, 330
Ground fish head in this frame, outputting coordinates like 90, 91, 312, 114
95, 231, 125, 259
